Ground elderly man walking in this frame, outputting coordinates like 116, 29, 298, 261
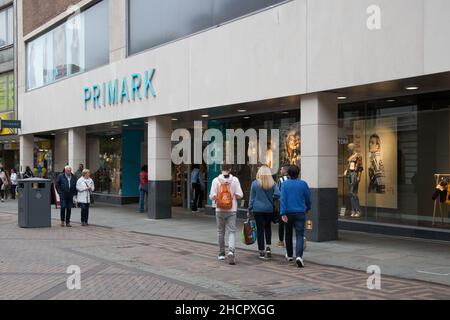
56, 166, 77, 227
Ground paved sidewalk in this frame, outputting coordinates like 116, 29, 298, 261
1, 200, 450, 286
1, 212, 450, 300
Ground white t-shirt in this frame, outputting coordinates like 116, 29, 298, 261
209, 174, 244, 213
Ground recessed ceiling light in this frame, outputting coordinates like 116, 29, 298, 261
171, 118, 178, 121
405, 86, 419, 91
51, 133, 56, 136
122, 124, 129, 127
237, 109, 247, 113
337, 96, 348, 100
281, 111, 290, 114
386, 99, 396, 103
244, 116, 251, 120
201, 115, 209, 118
111, 137, 115, 141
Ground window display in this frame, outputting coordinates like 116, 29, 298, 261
338, 91, 450, 229
93, 136, 121, 195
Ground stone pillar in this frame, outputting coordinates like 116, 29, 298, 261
54, 132, 68, 173
68, 128, 86, 170
148, 116, 172, 219
301, 93, 338, 242
19, 134, 34, 173
87, 137, 100, 173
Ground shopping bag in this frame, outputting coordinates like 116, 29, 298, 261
242, 219, 257, 245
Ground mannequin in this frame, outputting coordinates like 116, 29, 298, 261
344, 143, 364, 218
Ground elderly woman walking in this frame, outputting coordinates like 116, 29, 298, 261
76, 169, 95, 226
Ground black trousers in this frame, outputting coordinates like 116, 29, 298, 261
10, 185, 17, 200
60, 197, 73, 224
254, 212, 273, 251
192, 183, 203, 211
80, 203, 90, 223
278, 220, 286, 242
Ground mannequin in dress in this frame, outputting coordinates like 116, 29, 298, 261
344, 143, 364, 218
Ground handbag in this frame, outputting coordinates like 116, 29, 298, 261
85, 181, 94, 204
242, 219, 257, 245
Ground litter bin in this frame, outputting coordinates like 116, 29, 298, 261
18, 178, 52, 228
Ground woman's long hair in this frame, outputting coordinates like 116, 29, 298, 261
256, 165, 275, 190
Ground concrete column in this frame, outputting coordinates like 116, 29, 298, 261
109, 0, 127, 63
301, 93, 338, 242
54, 132, 68, 173
19, 134, 34, 173
148, 116, 172, 219
68, 128, 86, 170
87, 137, 100, 173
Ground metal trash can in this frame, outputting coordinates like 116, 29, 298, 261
18, 178, 52, 228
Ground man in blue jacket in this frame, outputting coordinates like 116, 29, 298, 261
280, 165, 312, 268
56, 166, 78, 227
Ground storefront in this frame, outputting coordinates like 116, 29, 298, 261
338, 91, 450, 231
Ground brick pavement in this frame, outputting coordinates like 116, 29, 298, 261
0, 212, 449, 300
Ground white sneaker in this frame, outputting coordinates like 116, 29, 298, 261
228, 252, 236, 265
296, 257, 305, 268
285, 254, 294, 262
218, 254, 226, 261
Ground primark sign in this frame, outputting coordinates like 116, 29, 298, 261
83, 69, 156, 109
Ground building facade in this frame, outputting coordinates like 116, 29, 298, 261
17, 0, 450, 241
0, 0, 18, 169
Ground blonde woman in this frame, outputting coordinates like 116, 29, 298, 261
248, 165, 281, 259
76, 169, 95, 226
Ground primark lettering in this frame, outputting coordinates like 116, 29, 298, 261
83, 69, 156, 109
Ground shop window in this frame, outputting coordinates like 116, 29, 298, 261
128, 0, 289, 55
26, 0, 109, 90
93, 136, 122, 195
0, 72, 14, 136
338, 92, 450, 229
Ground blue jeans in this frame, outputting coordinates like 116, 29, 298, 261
60, 197, 73, 224
80, 203, 90, 223
285, 213, 306, 259
139, 186, 148, 212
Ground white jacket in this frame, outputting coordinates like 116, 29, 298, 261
76, 177, 95, 204
209, 174, 244, 213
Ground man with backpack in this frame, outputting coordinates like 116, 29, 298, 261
209, 164, 243, 265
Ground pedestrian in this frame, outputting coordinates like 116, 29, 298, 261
191, 164, 204, 213
276, 164, 291, 248
280, 165, 311, 268
74, 164, 84, 180
0, 165, 9, 202
139, 165, 148, 213
10, 169, 18, 200
23, 166, 34, 179
76, 169, 95, 226
248, 165, 280, 260
56, 166, 77, 227
209, 164, 243, 265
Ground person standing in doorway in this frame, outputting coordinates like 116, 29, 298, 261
280, 165, 311, 268
56, 166, 77, 227
75, 164, 84, 180
276, 164, 291, 248
209, 164, 243, 265
191, 165, 204, 213
77, 169, 95, 226
10, 169, 18, 200
139, 165, 148, 213
0, 165, 9, 202
248, 165, 280, 260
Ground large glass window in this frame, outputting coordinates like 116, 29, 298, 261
338, 91, 450, 230
0, 6, 13, 48
129, 0, 289, 55
0, 72, 14, 113
26, 0, 109, 90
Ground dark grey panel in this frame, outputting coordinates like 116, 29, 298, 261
339, 220, 450, 242
129, 0, 288, 55
304, 188, 339, 242
148, 181, 172, 219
